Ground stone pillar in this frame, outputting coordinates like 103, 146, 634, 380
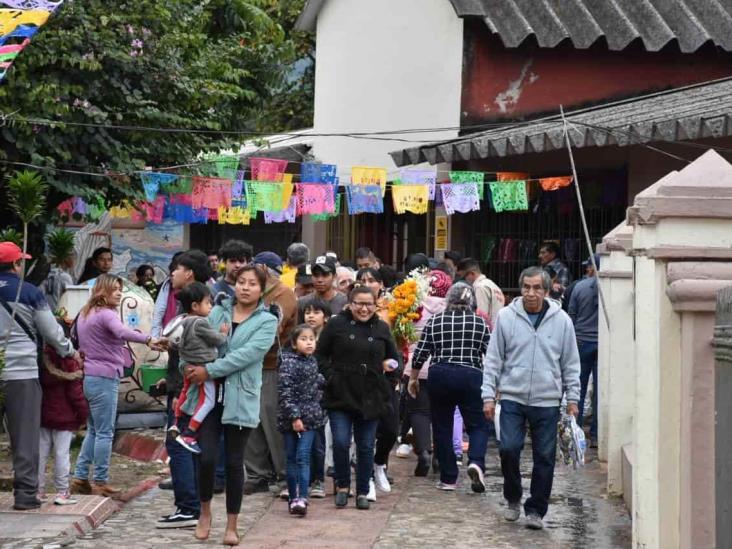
622, 149, 732, 548
714, 286, 732, 549
597, 223, 635, 500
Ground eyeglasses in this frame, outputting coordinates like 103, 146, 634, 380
351, 301, 376, 309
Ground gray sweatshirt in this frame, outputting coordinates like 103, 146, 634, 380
177, 316, 227, 365
567, 276, 598, 343
482, 297, 580, 407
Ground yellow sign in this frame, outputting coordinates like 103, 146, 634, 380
435, 215, 448, 251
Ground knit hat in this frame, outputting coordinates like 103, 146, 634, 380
428, 270, 452, 298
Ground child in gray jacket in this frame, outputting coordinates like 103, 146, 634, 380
168, 282, 228, 454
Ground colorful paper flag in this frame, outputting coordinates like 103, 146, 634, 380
296, 183, 336, 216
391, 185, 429, 215
301, 162, 337, 184
249, 157, 288, 182
0, 10, 51, 36
450, 171, 485, 199
311, 194, 342, 222
489, 181, 529, 212
191, 176, 232, 209
346, 184, 383, 215
441, 183, 480, 215
539, 176, 573, 191
264, 196, 296, 224
496, 172, 529, 182
398, 167, 437, 200
352, 166, 387, 197
214, 155, 239, 180
245, 181, 286, 213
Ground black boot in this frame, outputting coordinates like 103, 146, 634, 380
414, 451, 430, 477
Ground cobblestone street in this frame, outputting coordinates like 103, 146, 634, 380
12, 445, 630, 549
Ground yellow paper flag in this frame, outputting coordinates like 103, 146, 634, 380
392, 185, 429, 215
0, 9, 50, 35
110, 202, 133, 219
280, 180, 294, 210
352, 166, 387, 197
218, 206, 252, 225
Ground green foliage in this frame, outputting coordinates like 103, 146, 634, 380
6, 170, 48, 225
0, 0, 312, 207
47, 227, 76, 265
0, 227, 23, 246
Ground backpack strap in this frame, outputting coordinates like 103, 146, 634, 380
0, 295, 36, 343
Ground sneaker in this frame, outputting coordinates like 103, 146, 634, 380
467, 464, 486, 494
310, 480, 326, 498
38, 491, 48, 503
91, 482, 122, 498
175, 434, 202, 454
279, 488, 290, 500
366, 479, 377, 501
356, 495, 370, 510
158, 479, 173, 490
395, 443, 412, 458
54, 493, 78, 506
334, 490, 348, 508
437, 482, 457, 491
167, 424, 180, 436
156, 509, 198, 529
525, 513, 544, 530
504, 502, 521, 522
373, 465, 391, 493
290, 498, 307, 516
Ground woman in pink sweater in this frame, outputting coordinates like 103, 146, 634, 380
70, 275, 163, 498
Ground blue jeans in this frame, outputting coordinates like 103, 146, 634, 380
74, 376, 119, 483
166, 394, 199, 516
329, 410, 378, 496
283, 430, 316, 501
577, 340, 598, 439
427, 363, 494, 484
310, 426, 326, 483
499, 399, 560, 518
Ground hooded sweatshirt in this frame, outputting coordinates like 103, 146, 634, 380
481, 297, 580, 407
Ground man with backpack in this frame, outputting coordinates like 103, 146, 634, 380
0, 242, 79, 510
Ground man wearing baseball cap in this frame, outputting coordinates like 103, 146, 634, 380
298, 255, 348, 316
0, 242, 80, 510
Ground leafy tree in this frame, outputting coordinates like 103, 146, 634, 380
0, 0, 309, 209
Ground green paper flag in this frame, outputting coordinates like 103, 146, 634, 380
450, 171, 484, 199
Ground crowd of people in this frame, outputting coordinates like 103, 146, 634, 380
0, 234, 599, 541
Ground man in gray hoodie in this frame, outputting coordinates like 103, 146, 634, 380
482, 266, 580, 530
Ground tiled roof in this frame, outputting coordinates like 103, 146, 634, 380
297, 0, 732, 53
390, 79, 732, 166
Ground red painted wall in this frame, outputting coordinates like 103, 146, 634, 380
462, 21, 732, 125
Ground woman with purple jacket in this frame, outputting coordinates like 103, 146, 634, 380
70, 274, 164, 498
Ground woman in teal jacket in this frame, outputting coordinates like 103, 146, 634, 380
184, 265, 277, 546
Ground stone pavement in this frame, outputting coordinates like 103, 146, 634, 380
4, 445, 630, 548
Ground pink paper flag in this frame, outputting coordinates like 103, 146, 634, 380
296, 183, 335, 216
249, 157, 288, 182
191, 176, 232, 209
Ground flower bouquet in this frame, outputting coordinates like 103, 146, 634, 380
386, 268, 430, 344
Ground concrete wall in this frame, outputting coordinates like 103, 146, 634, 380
303, 0, 464, 252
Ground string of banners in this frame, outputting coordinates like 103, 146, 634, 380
56, 157, 574, 225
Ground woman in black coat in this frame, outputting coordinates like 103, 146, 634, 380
316, 286, 401, 510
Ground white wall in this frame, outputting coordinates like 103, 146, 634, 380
302, 0, 464, 250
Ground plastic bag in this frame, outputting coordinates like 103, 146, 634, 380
557, 414, 586, 469
494, 402, 501, 442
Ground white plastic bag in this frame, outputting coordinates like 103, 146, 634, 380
557, 414, 586, 469
494, 402, 501, 442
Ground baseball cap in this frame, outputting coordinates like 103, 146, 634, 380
296, 263, 313, 285
0, 242, 31, 263
582, 254, 600, 269
312, 255, 336, 275
253, 251, 283, 273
